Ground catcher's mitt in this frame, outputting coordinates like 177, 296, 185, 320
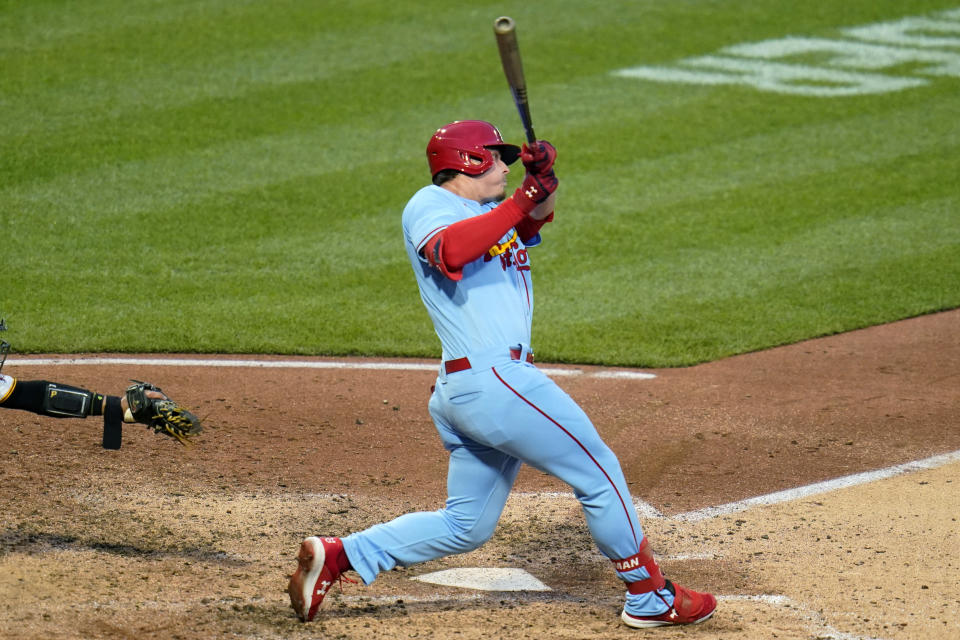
125, 380, 202, 445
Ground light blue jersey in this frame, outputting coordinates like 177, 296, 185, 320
401, 185, 540, 360
342, 183, 676, 620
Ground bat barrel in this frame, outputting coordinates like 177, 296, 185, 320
494, 16, 515, 34
493, 16, 536, 143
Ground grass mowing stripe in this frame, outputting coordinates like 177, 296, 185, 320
4, 122, 416, 217
0, 0, 241, 45
544, 193, 959, 317
536, 194, 959, 365
1, 3, 487, 140
9, 67, 954, 220
6, 256, 432, 354
3, 43, 519, 186
3, 0, 665, 141
554, 93, 956, 230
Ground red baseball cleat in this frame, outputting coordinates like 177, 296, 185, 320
621, 580, 717, 628
287, 536, 346, 622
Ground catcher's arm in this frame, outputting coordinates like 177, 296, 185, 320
124, 380, 203, 445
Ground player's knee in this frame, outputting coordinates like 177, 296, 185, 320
451, 528, 494, 552
578, 475, 623, 509
465, 519, 498, 550
445, 512, 498, 552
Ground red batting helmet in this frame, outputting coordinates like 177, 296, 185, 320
426, 120, 521, 177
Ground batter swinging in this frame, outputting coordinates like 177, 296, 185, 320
287, 120, 716, 629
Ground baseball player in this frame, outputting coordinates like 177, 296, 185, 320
0, 330, 201, 447
287, 120, 716, 628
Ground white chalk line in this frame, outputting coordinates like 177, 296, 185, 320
719, 596, 888, 640
6, 356, 656, 380
671, 447, 960, 522
510, 491, 664, 519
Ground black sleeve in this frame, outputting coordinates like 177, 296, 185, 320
2, 379, 50, 413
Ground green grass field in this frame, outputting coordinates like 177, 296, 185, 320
3, 0, 958, 366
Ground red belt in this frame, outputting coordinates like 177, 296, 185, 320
444, 348, 534, 374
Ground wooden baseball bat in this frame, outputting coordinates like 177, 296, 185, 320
493, 16, 536, 144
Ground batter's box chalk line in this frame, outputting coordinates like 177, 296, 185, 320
515, 449, 960, 524
720, 595, 888, 640
670, 448, 960, 523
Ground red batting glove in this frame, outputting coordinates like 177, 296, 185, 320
513, 168, 558, 214
520, 140, 557, 175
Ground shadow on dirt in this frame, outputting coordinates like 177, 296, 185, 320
0, 527, 249, 565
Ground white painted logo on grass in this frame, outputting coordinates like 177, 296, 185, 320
412, 568, 551, 592
613, 8, 960, 96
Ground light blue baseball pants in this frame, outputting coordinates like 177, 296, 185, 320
342, 348, 671, 614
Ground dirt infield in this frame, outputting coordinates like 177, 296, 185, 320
1, 310, 958, 639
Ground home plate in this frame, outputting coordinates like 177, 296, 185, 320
412, 568, 551, 591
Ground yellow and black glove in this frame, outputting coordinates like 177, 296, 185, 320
125, 380, 203, 445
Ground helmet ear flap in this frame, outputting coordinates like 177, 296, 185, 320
460, 149, 493, 172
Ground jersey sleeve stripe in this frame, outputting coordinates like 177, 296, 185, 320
417, 224, 450, 260
416, 225, 449, 254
